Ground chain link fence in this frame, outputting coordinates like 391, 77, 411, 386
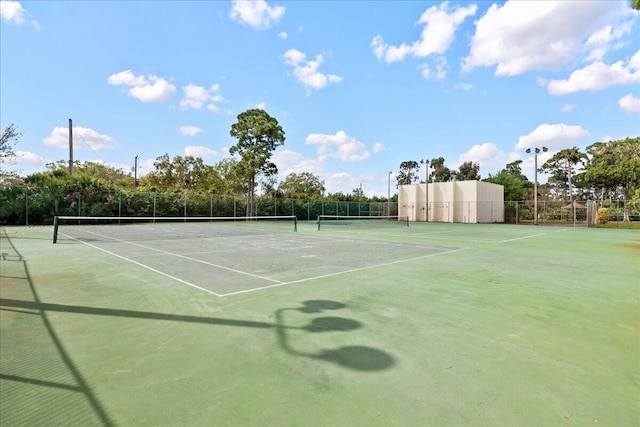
0, 187, 397, 225
2, 186, 636, 226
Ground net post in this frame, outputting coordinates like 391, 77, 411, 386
294, 216, 298, 232
404, 215, 409, 226
317, 215, 321, 231
53, 216, 59, 243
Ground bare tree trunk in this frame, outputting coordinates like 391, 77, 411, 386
567, 160, 575, 223
246, 175, 255, 217
623, 185, 631, 223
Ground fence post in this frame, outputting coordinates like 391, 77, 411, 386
25, 187, 29, 226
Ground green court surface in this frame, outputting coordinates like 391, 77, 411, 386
1, 221, 638, 426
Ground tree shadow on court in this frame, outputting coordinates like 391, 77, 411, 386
274, 300, 396, 371
0, 231, 394, 425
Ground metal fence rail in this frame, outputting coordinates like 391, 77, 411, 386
0, 187, 397, 225
1, 186, 635, 226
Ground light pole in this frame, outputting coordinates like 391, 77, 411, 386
423, 160, 429, 222
387, 171, 392, 216
526, 146, 548, 225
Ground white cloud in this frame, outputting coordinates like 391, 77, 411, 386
4, 150, 44, 166
278, 31, 287, 40
254, 102, 267, 110
454, 83, 474, 91
305, 130, 369, 162
283, 49, 342, 95
458, 142, 519, 176
547, 50, 640, 95
178, 126, 202, 136
107, 70, 176, 102
229, 0, 284, 30
585, 21, 634, 62
180, 83, 224, 112
0, 0, 24, 23
561, 104, 576, 112
272, 148, 388, 196
371, 3, 476, 64
419, 56, 449, 80
128, 77, 176, 103
372, 142, 386, 153
515, 124, 590, 151
44, 126, 116, 150
618, 93, 640, 113
272, 149, 325, 176
463, 0, 632, 76
0, 0, 39, 29
323, 173, 380, 197
107, 70, 146, 86
185, 146, 217, 158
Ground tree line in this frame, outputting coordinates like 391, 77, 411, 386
0, 110, 387, 216
395, 138, 639, 222
1, 111, 639, 222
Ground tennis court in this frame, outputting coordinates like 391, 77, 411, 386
1, 219, 638, 426
51, 217, 461, 297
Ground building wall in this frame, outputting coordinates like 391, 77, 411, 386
398, 181, 504, 223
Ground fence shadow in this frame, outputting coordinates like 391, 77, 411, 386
1, 229, 395, 424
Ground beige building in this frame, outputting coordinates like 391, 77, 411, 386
398, 180, 504, 223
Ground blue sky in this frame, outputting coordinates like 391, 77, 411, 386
1, 0, 639, 196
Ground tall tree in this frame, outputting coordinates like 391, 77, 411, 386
212, 158, 246, 196
141, 154, 217, 192
456, 161, 481, 181
540, 147, 587, 204
484, 160, 532, 201
396, 160, 420, 186
0, 124, 22, 183
229, 109, 285, 216
584, 137, 640, 222
278, 172, 325, 199
351, 185, 365, 201
429, 157, 453, 182
504, 160, 529, 181
0, 123, 21, 163
484, 171, 527, 201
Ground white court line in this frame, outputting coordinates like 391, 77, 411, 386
498, 226, 575, 243
219, 247, 468, 297
76, 229, 283, 284
372, 232, 500, 243
60, 232, 223, 297
322, 230, 497, 243
499, 232, 548, 243
62, 229, 466, 298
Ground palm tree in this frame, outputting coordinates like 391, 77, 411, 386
559, 147, 587, 223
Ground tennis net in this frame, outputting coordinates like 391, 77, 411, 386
316, 215, 409, 230
52, 215, 297, 243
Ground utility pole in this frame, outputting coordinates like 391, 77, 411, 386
134, 155, 138, 187
68, 118, 74, 176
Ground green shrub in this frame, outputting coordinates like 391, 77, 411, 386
597, 208, 609, 224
